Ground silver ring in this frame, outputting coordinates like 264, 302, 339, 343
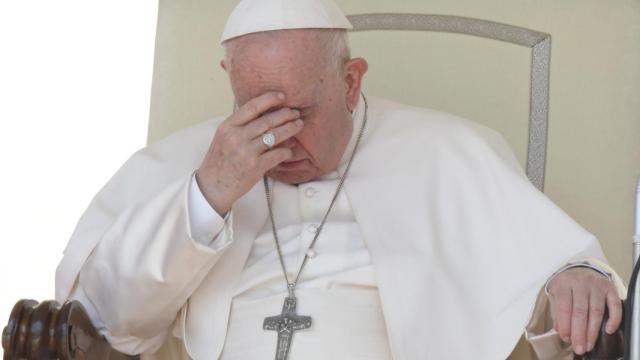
262, 132, 276, 148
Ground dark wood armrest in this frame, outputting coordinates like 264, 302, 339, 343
3, 298, 625, 359
2, 299, 139, 360
574, 300, 624, 360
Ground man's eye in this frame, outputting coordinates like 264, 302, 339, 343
298, 110, 311, 118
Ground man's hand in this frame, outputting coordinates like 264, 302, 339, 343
196, 92, 303, 215
547, 267, 622, 355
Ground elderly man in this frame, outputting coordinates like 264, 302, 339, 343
55, 0, 625, 359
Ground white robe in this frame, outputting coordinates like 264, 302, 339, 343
56, 95, 624, 359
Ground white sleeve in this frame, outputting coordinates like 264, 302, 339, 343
188, 172, 231, 248
71, 173, 234, 355
69, 286, 171, 355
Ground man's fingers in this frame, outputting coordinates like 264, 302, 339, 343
553, 288, 573, 342
605, 290, 623, 334
243, 107, 300, 138
547, 267, 621, 355
570, 289, 589, 355
251, 119, 304, 152
259, 147, 293, 171
585, 291, 605, 351
232, 92, 286, 126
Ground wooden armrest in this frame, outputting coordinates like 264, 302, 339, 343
3, 298, 625, 359
2, 299, 139, 360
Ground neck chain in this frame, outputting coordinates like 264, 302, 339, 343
261, 94, 368, 360
263, 94, 368, 297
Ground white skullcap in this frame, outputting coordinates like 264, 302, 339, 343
221, 0, 353, 44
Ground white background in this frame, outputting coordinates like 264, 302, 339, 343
0, 0, 158, 348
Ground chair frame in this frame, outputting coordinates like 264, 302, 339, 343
4, 13, 624, 360
347, 13, 551, 191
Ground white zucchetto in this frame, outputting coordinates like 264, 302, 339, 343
221, 0, 353, 44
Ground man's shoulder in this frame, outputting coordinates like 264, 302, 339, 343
367, 96, 506, 148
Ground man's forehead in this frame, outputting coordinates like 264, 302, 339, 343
237, 88, 318, 109
231, 61, 324, 108
227, 30, 331, 108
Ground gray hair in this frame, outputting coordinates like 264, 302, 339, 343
223, 29, 351, 74
321, 29, 351, 73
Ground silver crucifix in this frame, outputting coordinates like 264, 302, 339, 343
263, 296, 312, 360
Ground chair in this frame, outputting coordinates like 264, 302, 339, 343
147, 3, 639, 357
5, 0, 640, 357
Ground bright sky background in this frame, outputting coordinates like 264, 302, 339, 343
0, 1, 158, 346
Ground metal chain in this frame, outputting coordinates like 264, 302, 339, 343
263, 94, 369, 297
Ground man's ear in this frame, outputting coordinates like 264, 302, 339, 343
220, 60, 227, 72
343, 58, 368, 112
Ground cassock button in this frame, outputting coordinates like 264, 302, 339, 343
308, 224, 318, 234
304, 187, 316, 198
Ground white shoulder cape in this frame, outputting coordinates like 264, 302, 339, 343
56, 96, 606, 359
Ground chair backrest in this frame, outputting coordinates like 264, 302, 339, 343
148, 4, 640, 354
347, 13, 551, 191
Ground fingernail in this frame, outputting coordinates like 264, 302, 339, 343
277, 92, 285, 100
587, 342, 593, 351
295, 119, 303, 126
562, 336, 570, 343
575, 345, 583, 354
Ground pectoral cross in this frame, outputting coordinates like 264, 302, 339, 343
263, 296, 312, 360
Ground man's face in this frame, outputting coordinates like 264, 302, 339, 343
225, 30, 354, 184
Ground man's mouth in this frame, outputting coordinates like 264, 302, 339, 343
279, 159, 307, 169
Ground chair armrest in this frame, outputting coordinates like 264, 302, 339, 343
2, 299, 139, 360
3, 298, 624, 359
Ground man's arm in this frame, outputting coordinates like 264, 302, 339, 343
66, 172, 232, 355
55, 91, 303, 355
68, 173, 230, 354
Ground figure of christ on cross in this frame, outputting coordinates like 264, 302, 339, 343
263, 296, 313, 360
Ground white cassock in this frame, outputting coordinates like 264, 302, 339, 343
55, 94, 626, 360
